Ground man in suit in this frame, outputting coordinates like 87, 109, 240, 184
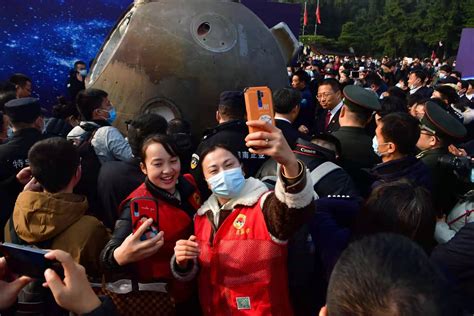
292, 70, 316, 134
315, 78, 343, 134
408, 70, 433, 99
273, 88, 306, 149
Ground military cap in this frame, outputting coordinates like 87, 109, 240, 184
342, 85, 381, 112
420, 101, 466, 140
4, 97, 42, 123
219, 91, 244, 109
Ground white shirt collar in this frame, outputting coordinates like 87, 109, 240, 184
409, 86, 422, 95
329, 101, 344, 119
466, 93, 474, 101
274, 117, 292, 124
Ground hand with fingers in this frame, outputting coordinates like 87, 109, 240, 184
174, 235, 200, 269
16, 167, 33, 185
0, 257, 31, 310
43, 250, 101, 315
245, 120, 300, 177
113, 218, 165, 266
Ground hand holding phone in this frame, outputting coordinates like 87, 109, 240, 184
113, 218, 165, 266
0, 243, 63, 280
43, 250, 101, 314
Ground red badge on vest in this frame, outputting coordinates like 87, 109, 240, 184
233, 214, 246, 230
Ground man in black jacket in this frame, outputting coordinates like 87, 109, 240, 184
0, 98, 44, 240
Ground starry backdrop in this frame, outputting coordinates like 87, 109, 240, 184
0, 0, 131, 109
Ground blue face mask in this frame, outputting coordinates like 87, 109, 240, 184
372, 136, 388, 157
7, 126, 14, 139
106, 107, 117, 124
79, 69, 87, 77
207, 167, 245, 199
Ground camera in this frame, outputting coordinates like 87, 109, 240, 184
438, 155, 474, 183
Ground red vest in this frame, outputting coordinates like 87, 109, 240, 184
194, 195, 293, 316
122, 174, 201, 283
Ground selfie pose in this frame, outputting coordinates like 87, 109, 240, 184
172, 120, 315, 315
100, 134, 201, 315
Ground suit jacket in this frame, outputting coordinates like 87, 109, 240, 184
275, 119, 306, 149
315, 107, 341, 134
412, 86, 433, 99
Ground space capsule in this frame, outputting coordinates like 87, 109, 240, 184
87, 0, 299, 135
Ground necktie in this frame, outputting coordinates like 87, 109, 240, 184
325, 111, 331, 130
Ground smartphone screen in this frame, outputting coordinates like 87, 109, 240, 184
0, 243, 63, 280
130, 197, 159, 241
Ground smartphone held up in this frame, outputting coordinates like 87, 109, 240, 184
244, 86, 275, 134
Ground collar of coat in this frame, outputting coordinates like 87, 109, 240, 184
197, 177, 269, 217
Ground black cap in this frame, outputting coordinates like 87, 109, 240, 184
4, 97, 42, 123
343, 85, 381, 112
324, 68, 338, 77
437, 76, 459, 85
420, 101, 466, 140
219, 91, 244, 109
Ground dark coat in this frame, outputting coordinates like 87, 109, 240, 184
412, 86, 433, 99
431, 222, 474, 312
294, 87, 316, 132
97, 158, 145, 229
371, 156, 433, 191
332, 126, 380, 196
66, 70, 85, 101
44, 117, 73, 139
0, 128, 44, 240
275, 118, 305, 149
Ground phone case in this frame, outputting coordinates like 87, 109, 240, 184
244, 86, 275, 133
130, 197, 159, 241
0, 243, 64, 280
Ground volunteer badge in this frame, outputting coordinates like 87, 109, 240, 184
236, 297, 251, 310
233, 214, 246, 230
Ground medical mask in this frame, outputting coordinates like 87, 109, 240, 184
106, 107, 117, 124
288, 71, 292, 77
372, 136, 388, 157
7, 126, 14, 139
306, 70, 314, 77
207, 167, 245, 198
439, 73, 447, 79
79, 69, 88, 76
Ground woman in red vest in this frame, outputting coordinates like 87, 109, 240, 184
172, 120, 315, 315
100, 134, 201, 315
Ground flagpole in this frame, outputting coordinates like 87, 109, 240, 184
314, 0, 319, 36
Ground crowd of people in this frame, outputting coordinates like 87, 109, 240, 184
0, 50, 473, 315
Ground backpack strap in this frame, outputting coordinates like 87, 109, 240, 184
310, 161, 341, 186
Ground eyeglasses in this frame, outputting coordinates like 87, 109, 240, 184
317, 92, 334, 100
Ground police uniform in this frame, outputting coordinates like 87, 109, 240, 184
332, 85, 381, 196
0, 98, 44, 240
416, 101, 467, 214
190, 92, 267, 197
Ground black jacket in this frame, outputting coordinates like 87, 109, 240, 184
44, 117, 73, 138
315, 107, 341, 134
275, 118, 305, 149
66, 70, 85, 101
97, 158, 145, 229
0, 128, 43, 240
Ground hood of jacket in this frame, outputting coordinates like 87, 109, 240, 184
12, 191, 88, 243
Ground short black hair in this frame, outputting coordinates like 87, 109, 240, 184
74, 60, 86, 69
199, 143, 240, 172
76, 88, 108, 121
365, 72, 383, 87
51, 96, 79, 120
378, 96, 408, 117
28, 138, 80, 193
319, 78, 341, 93
127, 113, 168, 157
380, 112, 420, 155
354, 179, 435, 252
407, 94, 428, 108
386, 86, 407, 101
273, 88, 302, 114
451, 70, 462, 78
459, 80, 469, 90
167, 118, 191, 135
434, 85, 459, 105
292, 70, 310, 85
9, 73, 31, 87
439, 64, 452, 73
327, 233, 447, 316
409, 70, 427, 83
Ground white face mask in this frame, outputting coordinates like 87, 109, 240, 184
372, 136, 389, 157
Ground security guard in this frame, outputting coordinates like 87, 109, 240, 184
416, 101, 467, 214
0, 97, 44, 239
332, 85, 381, 196
191, 91, 267, 197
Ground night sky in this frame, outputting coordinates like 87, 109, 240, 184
0, 0, 130, 108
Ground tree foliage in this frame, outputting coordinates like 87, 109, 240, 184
280, 0, 474, 57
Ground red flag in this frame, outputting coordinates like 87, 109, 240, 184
316, 2, 321, 25
303, 2, 308, 26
